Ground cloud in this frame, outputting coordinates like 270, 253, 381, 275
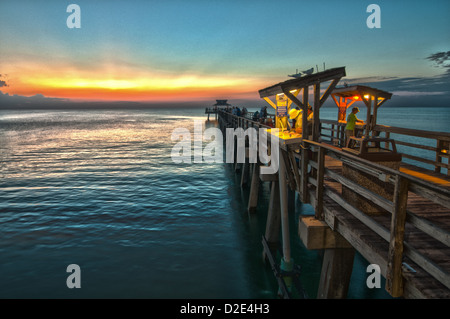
426, 51, 450, 68
0, 74, 8, 87
0, 90, 71, 109
340, 51, 450, 101
333, 53, 450, 107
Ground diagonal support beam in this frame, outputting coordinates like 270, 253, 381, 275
320, 78, 342, 107
284, 89, 305, 110
263, 97, 277, 109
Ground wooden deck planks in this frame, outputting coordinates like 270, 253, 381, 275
219, 111, 450, 298
319, 155, 450, 298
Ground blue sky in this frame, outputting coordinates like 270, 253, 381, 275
0, 0, 449, 104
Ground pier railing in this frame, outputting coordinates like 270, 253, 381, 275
320, 119, 450, 175
296, 139, 450, 297
217, 109, 450, 298
217, 109, 274, 130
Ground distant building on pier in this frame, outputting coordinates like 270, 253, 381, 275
213, 100, 231, 108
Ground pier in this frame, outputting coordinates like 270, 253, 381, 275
207, 67, 450, 299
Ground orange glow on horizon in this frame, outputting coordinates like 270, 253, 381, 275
3, 85, 259, 102
1, 61, 265, 102
2, 75, 262, 102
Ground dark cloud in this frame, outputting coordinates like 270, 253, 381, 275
426, 51, 450, 70
337, 51, 450, 103
0, 91, 73, 109
0, 73, 8, 87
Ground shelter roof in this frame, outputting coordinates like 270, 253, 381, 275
213, 100, 231, 106
258, 67, 346, 98
332, 85, 392, 100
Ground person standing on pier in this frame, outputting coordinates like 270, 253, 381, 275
252, 111, 260, 122
288, 107, 303, 133
307, 105, 314, 134
345, 107, 364, 147
260, 106, 268, 119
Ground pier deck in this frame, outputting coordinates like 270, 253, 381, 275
320, 154, 450, 298
215, 108, 450, 299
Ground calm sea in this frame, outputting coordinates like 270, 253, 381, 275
0, 106, 449, 299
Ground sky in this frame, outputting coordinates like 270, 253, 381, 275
0, 0, 449, 106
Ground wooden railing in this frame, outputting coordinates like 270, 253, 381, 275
320, 119, 450, 175
295, 140, 450, 297
218, 109, 275, 130
218, 110, 450, 298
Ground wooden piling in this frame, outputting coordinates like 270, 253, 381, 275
279, 151, 292, 263
247, 162, 260, 213
317, 247, 355, 299
386, 175, 409, 297
263, 180, 281, 260
241, 147, 250, 187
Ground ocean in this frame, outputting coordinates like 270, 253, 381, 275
0, 106, 449, 299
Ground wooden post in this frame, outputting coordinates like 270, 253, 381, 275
288, 186, 295, 214
386, 175, 409, 297
247, 162, 260, 213
300, 146, 309, 203
317, 248, 355, 299
279, 150, 291, 263
234, 136, 241, 172
241, 147, 250, 187
315, 146, 325, 220
365, 97, 372, 137
385, 131, 390, 149
331, 124, 335, 145
371, 95, 379, 137
313, 83, 321, 141
263, 180, 281, 261
340, 125, 345, 147
302, 87, 309, 140
435, 139, 443, 174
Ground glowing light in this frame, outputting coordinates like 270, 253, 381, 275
364, 94, 370, 99
26, 76, 243, 91
1, 60, 266, 101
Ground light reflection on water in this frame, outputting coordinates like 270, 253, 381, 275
0, 109, 272, 298
1, 106, 435, 298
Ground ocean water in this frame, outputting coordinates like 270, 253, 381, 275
0, 106, 448, 299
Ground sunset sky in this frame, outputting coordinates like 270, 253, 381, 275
0, 0, 449, 105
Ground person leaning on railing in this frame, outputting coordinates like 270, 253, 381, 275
345, 107, 364, 148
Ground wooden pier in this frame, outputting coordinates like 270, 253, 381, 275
209, 68, 450, 299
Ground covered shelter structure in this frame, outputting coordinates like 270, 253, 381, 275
331, 85, 393, 138
206, 99, 232, 120
213, 99, 231, 108
259, 67, 346, 142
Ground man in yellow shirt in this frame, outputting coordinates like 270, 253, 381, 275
345, 107, 364, 147
288, 108, 303, 133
